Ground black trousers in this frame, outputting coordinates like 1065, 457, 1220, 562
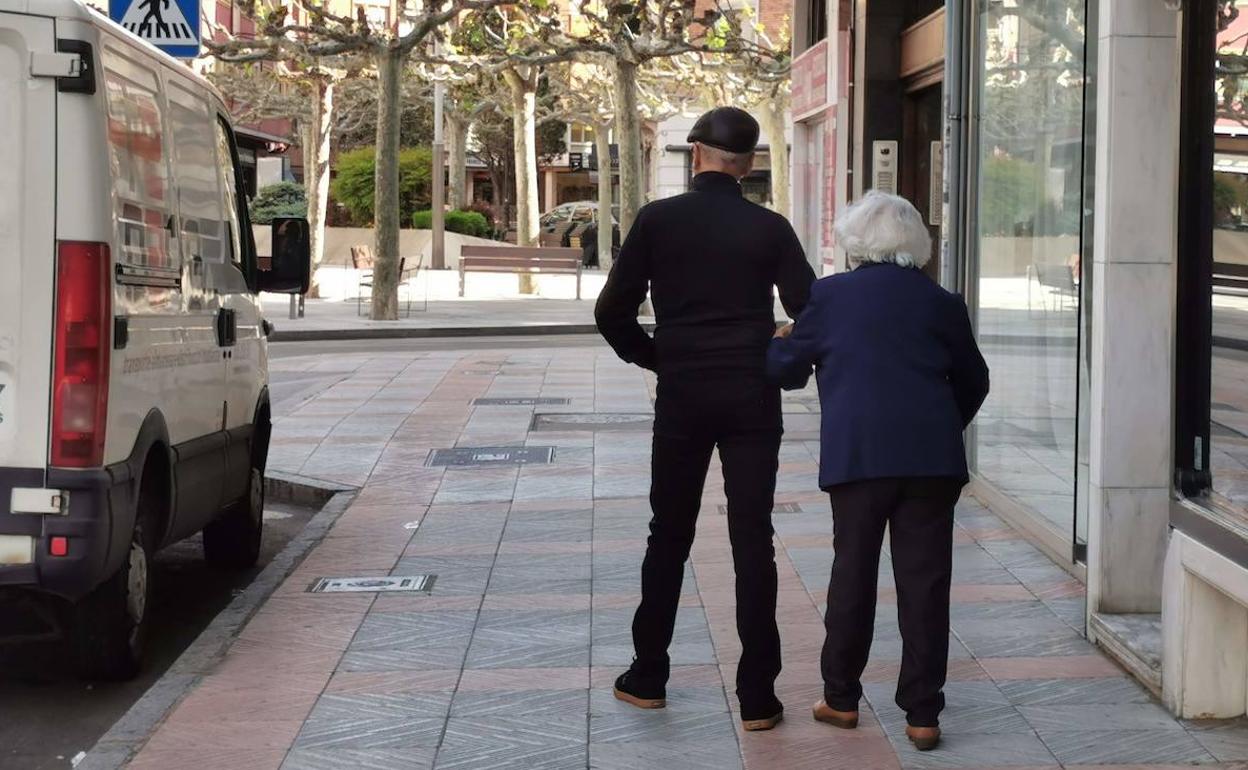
631, 373, 783, 707
822, 477, 963, 727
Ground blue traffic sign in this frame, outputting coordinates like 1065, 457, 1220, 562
111, 0, 201, 59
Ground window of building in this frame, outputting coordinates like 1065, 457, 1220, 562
569, 123, 595, 144
969, 0, 1091, 547
806, 0, 827, 48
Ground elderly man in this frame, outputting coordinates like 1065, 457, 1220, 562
595, 106, 816, 731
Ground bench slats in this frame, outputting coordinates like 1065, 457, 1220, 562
459, 245, 583, 300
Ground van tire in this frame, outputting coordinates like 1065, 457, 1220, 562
70, 496, 156, 681
203, 466, 263, 568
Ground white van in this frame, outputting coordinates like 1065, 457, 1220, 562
0, 0, 309, 678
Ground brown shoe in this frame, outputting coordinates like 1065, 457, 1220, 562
741, 711, 784, 732
906, 725, 941, 751
812, 700, 859, 729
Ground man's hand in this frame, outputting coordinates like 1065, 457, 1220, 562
774, 323, 794, 339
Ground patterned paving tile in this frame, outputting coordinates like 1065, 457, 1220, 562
1020, 703, 1187, 734
350, 612, 480, 650
450, 688, 588, 717
291, 715, 446, 751
589, 686, 730, 715
463, 640, 590, 669
1184, 718, 1248, 762
589, 710, 739, 744
588, 739, 743, 769
884, 731, 1058, 769
281, 747, 437, 770
1037, 729, 1216, 765
304, 692, 454, 722
434, 715, 587, 770
996, 677, 1152, 706
338, 645, 469, 671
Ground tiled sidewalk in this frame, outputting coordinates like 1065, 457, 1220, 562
126, 348, 1248, 769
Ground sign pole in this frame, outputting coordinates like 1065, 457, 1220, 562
432, 80, 446, 271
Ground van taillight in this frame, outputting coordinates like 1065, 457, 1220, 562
51, 242, 111, 468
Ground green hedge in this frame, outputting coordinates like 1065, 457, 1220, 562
330, 146, 432, 226
250, 181, 307, 224
412, 209, 491, 238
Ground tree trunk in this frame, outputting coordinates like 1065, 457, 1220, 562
760, 96, 790, 220
504, 67, 539, 294
595, 125, 614, 270
612, 59, 643, 236
370, 48, 402, 321
304, 78, 334, 297
504, 68, 539, 247
447, 112, 468, 211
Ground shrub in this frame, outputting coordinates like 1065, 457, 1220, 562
412, 209, 491, 237
249, 181, 307, 224
330, 146, 433, 226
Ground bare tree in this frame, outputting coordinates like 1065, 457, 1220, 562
449, 0, 772, 238
211, 0, 506, 320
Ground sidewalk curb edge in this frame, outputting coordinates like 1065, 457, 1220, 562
269, 322, 655, 342
76, 473, 358, 770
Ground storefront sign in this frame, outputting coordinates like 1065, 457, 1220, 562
792, 40, 829, 119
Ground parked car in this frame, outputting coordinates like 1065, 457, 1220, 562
0, 0, 309, 679
538, 201, 620, 267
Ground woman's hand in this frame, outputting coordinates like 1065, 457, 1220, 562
774, 323, 795, 339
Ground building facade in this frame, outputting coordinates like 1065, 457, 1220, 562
791, 0, 1248, 718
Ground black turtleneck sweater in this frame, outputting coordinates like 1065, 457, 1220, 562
594, 171, 816, 375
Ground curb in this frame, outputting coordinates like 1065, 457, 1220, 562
77, 472, 357, 770
269, 322, 655, 342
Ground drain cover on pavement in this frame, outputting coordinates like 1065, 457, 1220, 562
717, 502, 804, 515
308, 575, 436, 593
473, 397, 571, 406
531, 413, 654, 432
426, 446, 556, 467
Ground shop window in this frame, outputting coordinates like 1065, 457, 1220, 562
569, 123, 595, 144
970, 0, 1090, 544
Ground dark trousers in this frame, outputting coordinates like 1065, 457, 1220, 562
822, 477, 963, 727
631, 373, 783, 707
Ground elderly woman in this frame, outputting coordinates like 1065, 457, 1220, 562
767, 191, 989, 750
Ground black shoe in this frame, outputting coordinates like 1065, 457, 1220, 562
740, 694, 785, 731
614, 668, 666, 709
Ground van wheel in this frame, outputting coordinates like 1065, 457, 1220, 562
71, 512, 153, 681
203, 467, 263, 568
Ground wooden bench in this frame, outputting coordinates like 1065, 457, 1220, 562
459, 246, 583, 299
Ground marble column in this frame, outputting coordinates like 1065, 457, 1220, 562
1086, 0, 1180, 616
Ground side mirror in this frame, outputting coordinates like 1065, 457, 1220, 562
259, 217, 311, 294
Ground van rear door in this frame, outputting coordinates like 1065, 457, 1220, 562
0, 11, 56, 471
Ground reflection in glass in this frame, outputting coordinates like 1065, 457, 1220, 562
1211, 1, 1248, 508
972, 1, 1088, 538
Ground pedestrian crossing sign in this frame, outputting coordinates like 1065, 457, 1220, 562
111, 0, 201, 59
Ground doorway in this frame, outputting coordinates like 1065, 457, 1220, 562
901, 84, 943, 280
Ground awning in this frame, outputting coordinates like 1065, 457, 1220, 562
235, 125, 293, 154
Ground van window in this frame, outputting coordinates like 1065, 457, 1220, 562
213, 119, 244, 268
102, 47, 177, 272
167, 81, 224, 265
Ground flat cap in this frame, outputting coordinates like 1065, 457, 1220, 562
687, 107, 760, 154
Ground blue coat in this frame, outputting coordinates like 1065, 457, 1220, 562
767, 263, 990, 489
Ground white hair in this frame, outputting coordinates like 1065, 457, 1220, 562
834, 190, 932, 269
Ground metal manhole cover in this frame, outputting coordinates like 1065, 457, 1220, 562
531, 413, 654, 432
426, 446, 556, 467
717, 502, 804, 515
473, 397, 571, 406
308, 575, 436, 593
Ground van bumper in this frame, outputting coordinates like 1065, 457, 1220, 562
0, 465, 125, 602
